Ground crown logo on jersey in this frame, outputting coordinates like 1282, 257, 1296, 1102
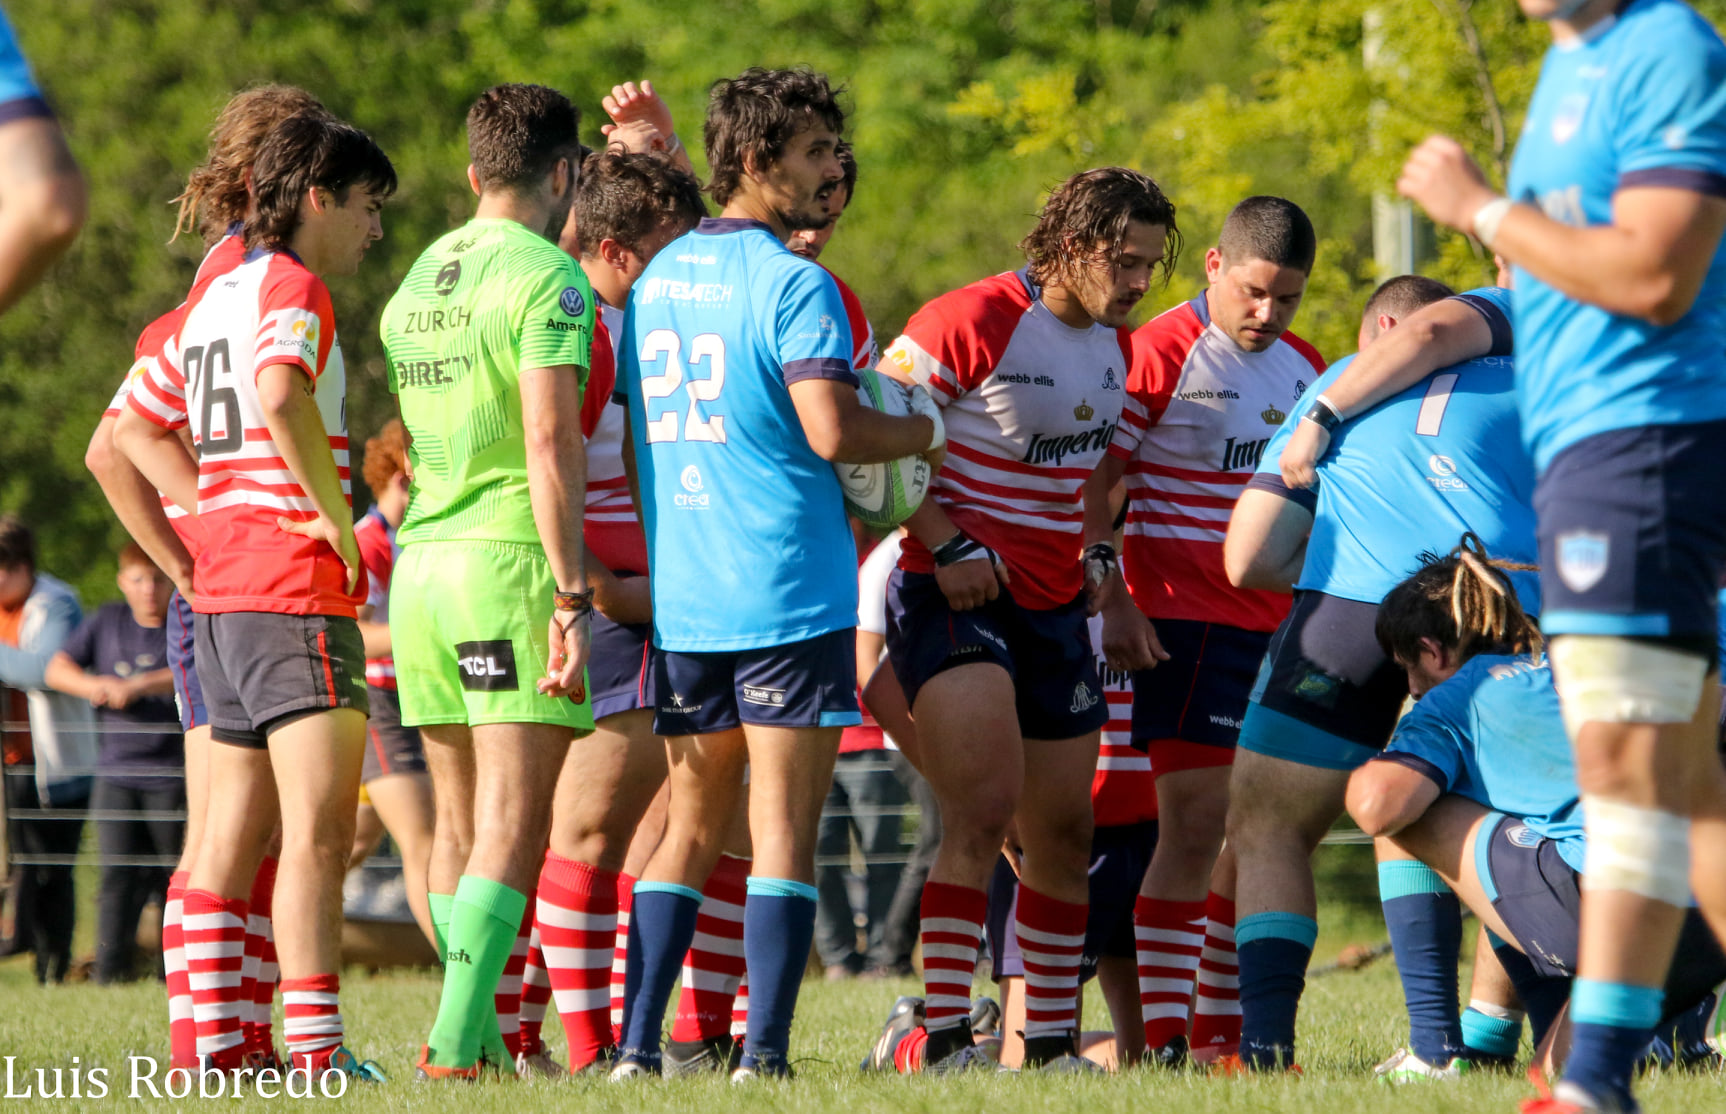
1074, 398, 1095, 422
1261, 404, 1286, 425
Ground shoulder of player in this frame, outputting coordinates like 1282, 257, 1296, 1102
899, 271, 1031, 357
134, 306, 186, 359
1618, 0, 1724, 54
1274, 329, 1326, 373
257, 251, 333, 307
1131, 298, 1207, 365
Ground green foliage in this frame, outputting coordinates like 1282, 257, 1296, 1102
4, 0, 1724, 601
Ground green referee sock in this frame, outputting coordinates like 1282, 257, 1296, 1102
425, 875, 527, 1068
429, 891, 454, 961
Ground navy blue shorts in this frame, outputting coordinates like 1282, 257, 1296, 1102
165, 591, 206, 731
652, 627, 861, 737
361, 685, 427, 783
1536, 419, 1726, 652
589, 593, 656, 722
986, 821, 1158, 983
1476, 812, 1580, 981
1236, 590, 1407, 770
885, 570, 1108, 741
1131, 619, 1271, 750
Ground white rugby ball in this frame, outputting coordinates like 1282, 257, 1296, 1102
836, 368, 937, 530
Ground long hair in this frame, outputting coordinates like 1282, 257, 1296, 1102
1019, 167, 1181, 291
1376, 533, 1542, 667
171, 85, 331, 245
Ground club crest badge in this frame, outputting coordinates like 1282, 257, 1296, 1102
1556, 530, 1609, 594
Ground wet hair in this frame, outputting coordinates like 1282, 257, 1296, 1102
573, 150, 707, 257
0, 514, 33, 572
361, 419, 410, 496
1376, 533, 1543, 668
1363, 275, 1454, 323
1217, 196, 1317, 274
1019, 166, 1182, 290
704, 67, 844, 206
835, 141, 858, 210
244, 113, 397, 252
173, 85, 332, 246
467, 84, 581, 193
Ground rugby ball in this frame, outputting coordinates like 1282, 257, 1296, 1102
836, 368, 939, 530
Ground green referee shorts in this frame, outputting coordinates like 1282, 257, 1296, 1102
391, 540, 594, 735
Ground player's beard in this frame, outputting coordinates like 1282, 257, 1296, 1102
545, 179, 577, 241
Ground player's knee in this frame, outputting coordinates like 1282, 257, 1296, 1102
1548, 635, 1709, 740
1581, 795, 1691, 906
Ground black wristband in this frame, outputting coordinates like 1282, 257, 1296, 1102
1301, 395, 1343, 432
932, 533, 986, 568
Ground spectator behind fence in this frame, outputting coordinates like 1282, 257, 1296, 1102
0, 514, 96, 983
44, 543, 181, 983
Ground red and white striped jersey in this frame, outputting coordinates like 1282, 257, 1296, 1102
1088, 614, 1156, 827
583, 302, 648, 576
827, 265, 877, 371
886, 270, 1132, 610
354, 507, 395, 689
130, 248, 362, 617
1110, 294, 1324, 633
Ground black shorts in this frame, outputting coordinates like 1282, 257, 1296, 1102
985, 821, 1158, 984
652, 627, 860, 736
361, 685, 427, 783
194, 612, 369, 749
1536, 419, 1726, 653
885, 570, 1108, 741
1130, 619, 1271, 755
1478, 813, 1581, 981
589, 598, 656, 722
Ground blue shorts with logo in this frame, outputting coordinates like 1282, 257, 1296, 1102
1131, 619, 1271, 750
165, 591, 207, 731
1536, 419, 1726, 656
1475, 812, 1580, 981
1236, 590, 1407, 770
986, 820, 1159, 983
651, 627, 860, 737
589, 576, 657, 722
885, 570, 1108, 741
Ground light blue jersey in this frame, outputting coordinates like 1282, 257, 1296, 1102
617, 217, 859, 652
1383, 655, 1585, 873
0, 8, 45, 118
1508, 0, 1726, 473
1253, 289, 1539, 608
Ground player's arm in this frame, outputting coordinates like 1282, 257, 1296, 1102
788, 377, 941, 464
357, 617, 391, 658
1280, 298, 1500, 489
601, 80, 694, 176
1400, 136, 1726, 327
258, 363, 360, 591
586, 553, 651, 626
112, 407, 200, 521
0, 114, 85, 316
1223, 487, 1312, 592
521, 361, 591, 699
1346, 756, 1444, 838
86, 414, 195, 598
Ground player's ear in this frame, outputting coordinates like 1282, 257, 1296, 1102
1204, 246, 1224, 283
306, 187, 330, 216
466, 164, 483, 198
1378, 312, 1398, 336
598, 237, 631, 272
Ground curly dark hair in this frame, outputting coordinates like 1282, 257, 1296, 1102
1019, 167, 1182, 291
574, 150, 707, 257
704, 67, 845, 206
244, 113, 396, 252
172, 85, 332, 246
467, 84, 581, 193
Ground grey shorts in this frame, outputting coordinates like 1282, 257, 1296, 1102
194, 611, 369, 748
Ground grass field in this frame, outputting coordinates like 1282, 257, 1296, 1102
2, 871, 1722, 1114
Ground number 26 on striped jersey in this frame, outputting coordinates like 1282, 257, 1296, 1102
1414, 372, 1458, 437
183, 338, 243, 456
639, 329, 727, 444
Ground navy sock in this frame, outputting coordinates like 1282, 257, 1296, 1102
1564, 978, 1662, 1106
1236, 912, 1317, 1068
1378, 861, 1463, 1064
1489, 940, 1571, 1047
741, 878, 818, 1069
619, 884, 703, 1063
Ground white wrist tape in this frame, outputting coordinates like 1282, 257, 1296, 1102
1471, 197, 1514, 249
1548, 635, 1707, 740
1581, 795, 1692, 905
905, 382, 945, 451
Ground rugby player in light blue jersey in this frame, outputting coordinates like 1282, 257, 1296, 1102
610, 66, 943, 1082
1217, 276, 1535, 1071
1398, 2, 1726, 1109
0, 6, 83, 315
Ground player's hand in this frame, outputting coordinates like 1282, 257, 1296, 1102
593, 571, 653, 626
539, 609, 591, 702
602, 117, 666, 156
1280, 419, 1330, 490
1101, 595, 1169, 673
278, 514, 360, 593
935, 550, 1009, 611
1398, 136, 1498, 234
602, 80, 676, 142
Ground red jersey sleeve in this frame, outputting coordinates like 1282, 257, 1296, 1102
583, 317, 617, 440
127, 314, 192, 431
881, 273, 1029, 402
111, 308, 185, 419
1280, 329, 1327, 374
354, 516, 393, 591
253, 264, 335, 382
1110, 301, 1206, 459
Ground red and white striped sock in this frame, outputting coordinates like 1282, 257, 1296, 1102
163, 871, 195, 1069
538, 853, 618, 1069
495, 892, 533, 1059
1133, 895, 1206, 1050
671, 853, 748, 1043
182, 890, 249, 1069
730, 972, 748, 1041
242, 857, 278, 1057
609, 872, 635, 1046
919, 882, 987, 1035
1015, 885, 1086, 1041
518, 922, 553, 1059
1189, 893, 1241, 1055
281, 974, 343, 1071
